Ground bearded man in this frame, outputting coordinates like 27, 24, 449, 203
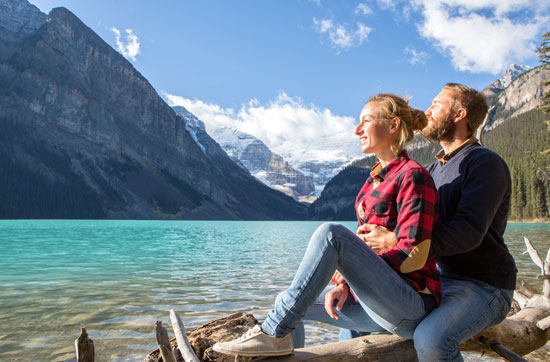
360, 83, 517, 361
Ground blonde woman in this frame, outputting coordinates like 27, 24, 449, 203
214, 94, 440, 357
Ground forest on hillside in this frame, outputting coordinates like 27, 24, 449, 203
483, 109, 550, 221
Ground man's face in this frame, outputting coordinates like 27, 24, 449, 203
422, 88, 457, 142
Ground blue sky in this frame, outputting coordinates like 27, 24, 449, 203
28, 0, 550, 163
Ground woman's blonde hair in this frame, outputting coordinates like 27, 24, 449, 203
366, 93, 427, 156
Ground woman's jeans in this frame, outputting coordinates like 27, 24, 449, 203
260, 223, 432, 346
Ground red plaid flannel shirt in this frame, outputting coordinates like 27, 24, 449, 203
355, 151, 441, 305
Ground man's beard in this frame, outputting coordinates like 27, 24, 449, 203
421, 114, 456, 142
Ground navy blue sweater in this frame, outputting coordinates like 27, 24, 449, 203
427, 142, 517, 290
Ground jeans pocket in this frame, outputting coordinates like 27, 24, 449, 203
391, 318, 419, 339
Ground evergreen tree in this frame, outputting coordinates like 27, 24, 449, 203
536, 31, 550, 125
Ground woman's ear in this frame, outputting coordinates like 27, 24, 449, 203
389, 117, 400, 133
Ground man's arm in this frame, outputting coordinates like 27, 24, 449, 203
430, 153, 511, 257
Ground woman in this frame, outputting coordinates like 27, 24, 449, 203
213, 94, 440, 357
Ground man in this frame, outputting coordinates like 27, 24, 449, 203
360, 83, 517, 361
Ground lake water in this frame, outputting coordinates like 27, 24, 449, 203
1, 220, 549, 362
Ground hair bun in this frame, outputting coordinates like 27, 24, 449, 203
410, 108, 428, 131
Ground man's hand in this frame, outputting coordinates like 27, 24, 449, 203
324, 284, 349, 319
357, 224, 397, 253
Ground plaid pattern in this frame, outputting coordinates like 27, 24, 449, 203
356, 151, 441, 305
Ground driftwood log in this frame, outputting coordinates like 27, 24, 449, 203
75, 327, 94, 362
170, 309, 201, 362
144, 237, 550, 362
156, 321, 177, 362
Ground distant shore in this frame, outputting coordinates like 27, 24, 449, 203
508, 218, 550, 224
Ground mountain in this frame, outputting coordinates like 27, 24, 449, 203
0, 0, 307, 219
200, 122, 315, 202
482, 64, 547, 130
0, 0, 46, 60
308, 165, 371, 220
310, 64, 550, 220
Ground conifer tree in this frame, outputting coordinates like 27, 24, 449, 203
536, 31, 550, 124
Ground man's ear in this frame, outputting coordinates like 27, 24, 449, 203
454, 107, 467, 123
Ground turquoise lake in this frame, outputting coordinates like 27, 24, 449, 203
1, 220, 549, 361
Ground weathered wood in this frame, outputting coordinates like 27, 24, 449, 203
259, 334, 417, 362
524, 237, 550, 298
170, 309, 200, 362
156, 321, 177, 362
524, 237, 544, 269
75, 327, 94, 362
537, 315, 550, 330
478, 336, 530, 362
145, 312, 258, 362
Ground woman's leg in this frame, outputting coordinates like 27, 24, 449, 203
291, 286, 387, 348
214, 223, 429, 356
262, 222, 428, 340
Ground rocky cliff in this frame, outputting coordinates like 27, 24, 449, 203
482, 65, 549, 129
0, 0, 46, 60
0, 0, 306, 219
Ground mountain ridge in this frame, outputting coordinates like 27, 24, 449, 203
0, 1, 307, 219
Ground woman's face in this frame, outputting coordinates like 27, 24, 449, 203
355, 102, 393, 155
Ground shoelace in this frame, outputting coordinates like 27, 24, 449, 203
236, 326, 261, 342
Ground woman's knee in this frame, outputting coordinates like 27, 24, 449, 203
314, 222, 343, 237
312, 223, 349, 246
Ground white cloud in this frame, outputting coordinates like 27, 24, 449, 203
411, 0, 547, 74
355, 3, 373, 16
404, 46, 431, 64
377, 0, 397, 10
356, 23, 373, 43
111, 27, 140, 61
165, 92, 363, 164
313, 18, 373, 51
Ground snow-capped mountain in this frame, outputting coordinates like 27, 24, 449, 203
173, 106, 316, 202
210, 127, 316, 201
498, 64, 532, 89
485, 64, 532, 92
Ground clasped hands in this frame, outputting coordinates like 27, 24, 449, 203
325, 223, 396, 319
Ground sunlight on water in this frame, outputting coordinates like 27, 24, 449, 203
0, 220, 549, 361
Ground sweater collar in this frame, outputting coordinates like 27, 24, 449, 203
436, 137, 478, 166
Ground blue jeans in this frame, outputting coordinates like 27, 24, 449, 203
413, 275, 513, 362
260, 223, 431, 345
290, 286, 386, 348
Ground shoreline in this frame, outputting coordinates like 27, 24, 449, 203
508, 218, 550, 224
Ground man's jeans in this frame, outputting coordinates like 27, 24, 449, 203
260, 223, 432, 346
413, 275, 513, 362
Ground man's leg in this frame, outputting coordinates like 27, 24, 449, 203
413, 275, 513, 362
262, 222, 428, 340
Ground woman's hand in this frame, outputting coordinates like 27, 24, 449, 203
324, 284, 349, 319
332, 270, 345, 285
357, 224, 397, 253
